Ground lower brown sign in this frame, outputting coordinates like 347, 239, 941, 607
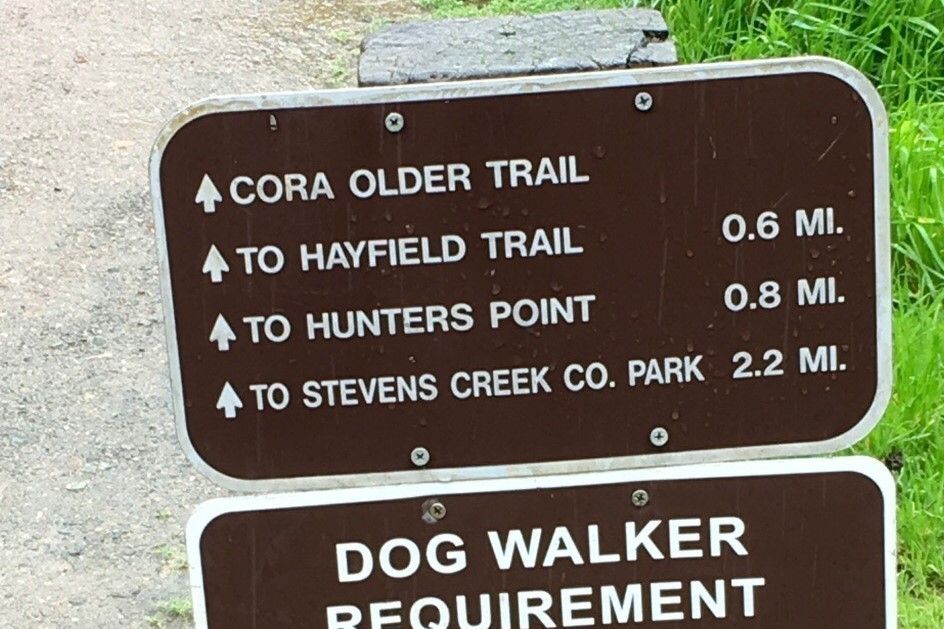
187, 457, 894, 628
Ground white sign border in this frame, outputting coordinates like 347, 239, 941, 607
186, 456, 897, 629
150, 56, 892, 493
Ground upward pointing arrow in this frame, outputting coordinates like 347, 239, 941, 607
195, 174, 223, 214
202, 245, 229, 284
209, 314, 236, 351
216, 382, 243, 420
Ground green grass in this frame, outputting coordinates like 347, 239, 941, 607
893, 102, 944, 295
424, 0, 944, 624
861, 292, 944, 625
153, 543, 188, 573
146, 597, 193, 628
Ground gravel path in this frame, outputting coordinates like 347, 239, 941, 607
0, 1, 419, 626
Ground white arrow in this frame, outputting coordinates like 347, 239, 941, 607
209, 314, 236, 351
194, 174, 223, 214
202, 245, 229, 284
216, 382, 243, 420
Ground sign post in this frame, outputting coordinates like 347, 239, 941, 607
151, 57, 890, 491
186, 457, 896, 628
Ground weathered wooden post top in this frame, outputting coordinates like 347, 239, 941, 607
359, 9, 678, 86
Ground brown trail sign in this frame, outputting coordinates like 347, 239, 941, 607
150, 57, 891, 490
186, 457, 896, 628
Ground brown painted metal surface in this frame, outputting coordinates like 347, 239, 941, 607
153, 62, 888, 485
192, 462, 891, 627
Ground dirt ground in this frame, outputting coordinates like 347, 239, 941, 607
0, 1, 421, 626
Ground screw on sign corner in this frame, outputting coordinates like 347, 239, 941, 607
634, 91, 654, 112
385, 112, 405, 133
649, 426, 669, 448
422, 499, 447, 524
410, 446, 430, 467
631, 489, 650, 508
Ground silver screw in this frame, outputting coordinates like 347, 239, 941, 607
631, 489, 649, 507
634, 91, 653, 112
410, 446, 430, 467
385, 112, 405, 133
649, 426, 669, 447
422, 499, 447, 523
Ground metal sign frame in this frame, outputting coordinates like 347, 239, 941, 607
186, 456, 896, 628
150, 57, 891, 492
